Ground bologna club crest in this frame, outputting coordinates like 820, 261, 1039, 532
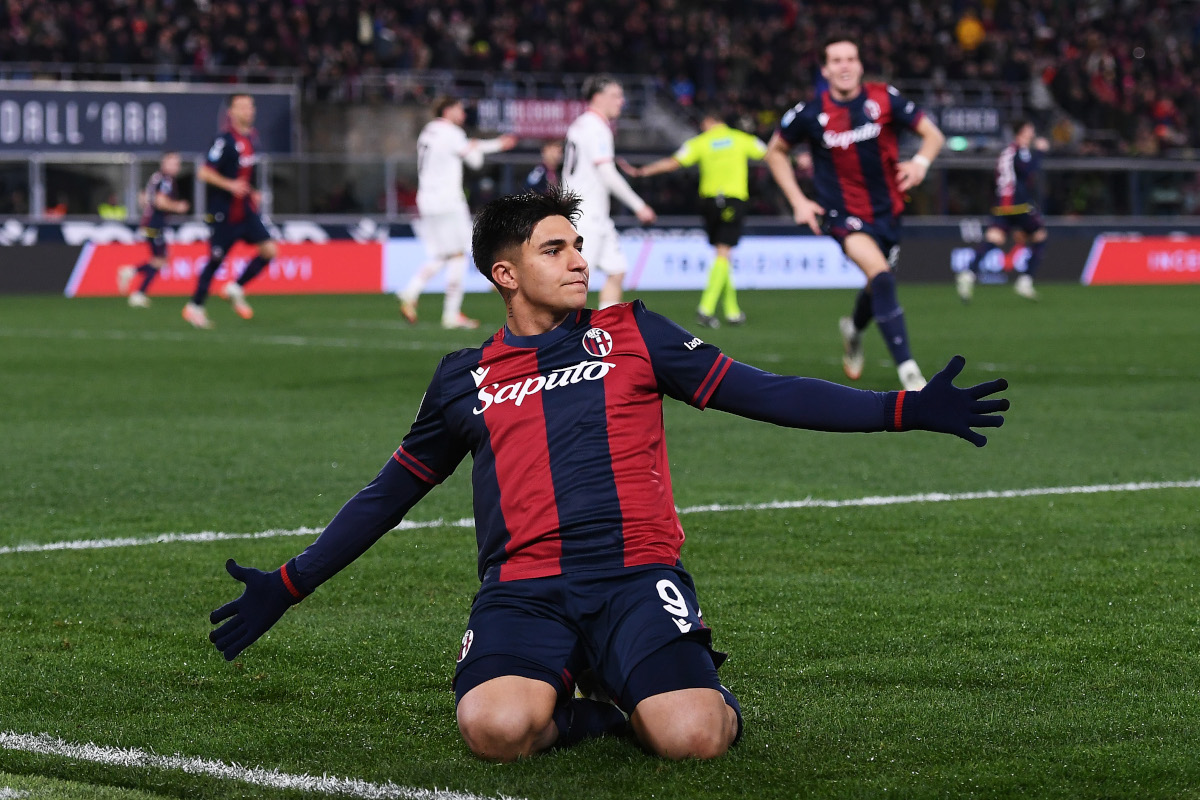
457, 629, 474, 663
864, 99, 881, 121
582, 327, 613, 357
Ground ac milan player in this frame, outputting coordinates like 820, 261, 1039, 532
117, 151, 189, 308
183, 93, 276, 329
209, 187, 1008, 762
955, 119, 1049, 302
766, 34, 945, 390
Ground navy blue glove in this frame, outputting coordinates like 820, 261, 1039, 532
209, 558, 307, 661
893, 355, 1008, 446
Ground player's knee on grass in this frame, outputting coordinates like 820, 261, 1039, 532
624, 638, 738, 760
631, 688, 735, 760
456, 675, 559, 762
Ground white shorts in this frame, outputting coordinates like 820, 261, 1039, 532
577, 217, 627, 277
416, 207, 473, 260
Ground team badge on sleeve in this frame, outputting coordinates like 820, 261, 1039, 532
582, 327, 613, 357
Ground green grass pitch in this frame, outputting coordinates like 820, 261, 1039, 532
1, 283, 1198, 799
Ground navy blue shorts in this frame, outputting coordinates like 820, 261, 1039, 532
208, 213, 271, 262
989, 208, 1044, 236
140, 227, 167, 259
824, 210, 902, 268
452, 564, 727, 712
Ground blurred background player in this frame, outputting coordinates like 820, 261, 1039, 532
563, 75, 656, 309
397, 97, 517, 329
525, 140, 563, 194
623, 109, 766, 328
184, 93, 277, 329
766, 34, 944, 391
956, 119, 1050, 303
117, 151, 189, 308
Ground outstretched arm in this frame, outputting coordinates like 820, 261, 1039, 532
708, 356, 1007, 446
208, 457, 434, 660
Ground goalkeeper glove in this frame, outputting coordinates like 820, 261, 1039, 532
209, 558, 307, 661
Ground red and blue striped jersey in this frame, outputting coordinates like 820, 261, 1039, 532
394, 301, 732, 583
139, 171, 177, 230
204, 127, 259, 223
777, 83, 925, 223
992, 141, 1041, 213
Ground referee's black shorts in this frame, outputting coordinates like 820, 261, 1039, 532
699, 196, 747, 247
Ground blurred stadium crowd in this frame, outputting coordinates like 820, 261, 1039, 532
3, 0, 1198, 155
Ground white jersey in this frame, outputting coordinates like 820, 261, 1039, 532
416, 118, 471, 216
563, 110, 617, 223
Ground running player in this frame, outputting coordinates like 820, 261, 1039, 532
210, 187, 1009, 763
563, 75, 656, 308
184, 93, 276, 329
765, 34, 945, 390
117, 151, 189, 308
955, 119, 1049, 302
397, 97, 517, 329
624, 110, 766, 327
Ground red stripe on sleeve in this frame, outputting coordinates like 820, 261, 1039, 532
694, 354, 733, 409
893, 390, 907, 431
279, 563, 305, 599
393, 447, 439, 484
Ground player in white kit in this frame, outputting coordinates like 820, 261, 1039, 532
563, 76, 657, 308
399, 97, 517, 328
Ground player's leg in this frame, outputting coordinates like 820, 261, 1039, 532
584, 567, 740, 760
626, 640, 741, 760
128, 234, 167, 307
184, 223, 233, 328
399, 213, 455, 323
842, 231, 924, 389
440, 207, 479, 329
959, 224, 1006, 302
456, 672, 562, 761
714, 201, 746, 324
220, 220, 275, 320
589, 219, 628, 310
696, 199, 724, 327
1015, 218, 1046, 300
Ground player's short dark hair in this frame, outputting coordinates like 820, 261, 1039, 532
471, 186, 582, 287
1011, 118, 1034, 135
432, 96, 462, 118
821, 32, 859, 63
582, 74, 620, 101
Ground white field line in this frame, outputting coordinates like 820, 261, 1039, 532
3, 480, 1197, 557
0, 327, 462, 352
0, 732, 521, 800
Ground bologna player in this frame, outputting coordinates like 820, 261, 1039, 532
766, 34, 945, 390
956, 119, 1049, 302
397, 97, 517, 329
563, 75, 656, 309
117, 151, 189, 308
210, 187, 1008, 762
183, 93, 276, 329
525, 139, 563, 194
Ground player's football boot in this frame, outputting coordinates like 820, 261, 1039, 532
1014, 273, 1037, 301
182, 302, 213, 329
725, 312, 747, 326
955, 269, 976, 303
897, 359, 927, 391
220, 282, 254, 319
128, 291, 150, 308
696, 311, 720, 329
116, 265, 135, 295
442, 313, 480, 330
839, 316, 864, 380
399, 297, 419, 324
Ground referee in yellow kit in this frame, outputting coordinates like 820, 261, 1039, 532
623, 110, 767, 327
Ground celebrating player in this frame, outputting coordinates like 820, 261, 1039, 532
956, 119, 1049, 302
183, 93, 276, 329
563, 75, 656, 308
117, 151, 189, 308
210, 186, 1009, 762
766, 34, 945, 390
397, 97, 518, 329
623, 109, 767, 327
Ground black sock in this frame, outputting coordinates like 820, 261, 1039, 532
870, 271, 913, 365
552, 698, 629, 748
851, 288, 873, 331
718, 685, 744, 746
238, 256, 270, 286
136, 264, 157, 293
1025, 240, 1046, 277
191, 257, 223, 305
971, 241, 999, 273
